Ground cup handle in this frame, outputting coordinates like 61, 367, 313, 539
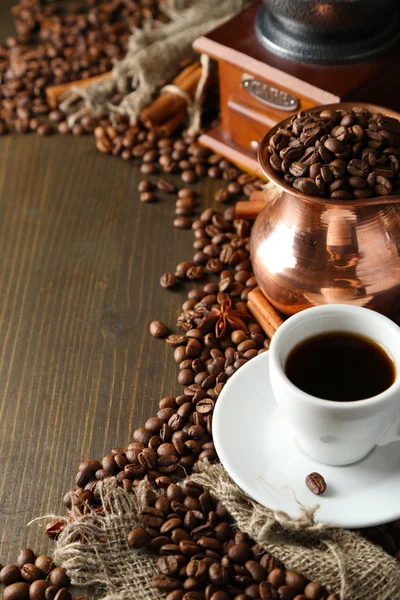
376, 415, 400, 446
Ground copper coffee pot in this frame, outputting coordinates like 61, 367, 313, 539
250, 102, 400, 317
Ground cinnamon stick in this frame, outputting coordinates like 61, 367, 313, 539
45, 71, 112, 108
247, 287, 284, 338
234, 201, 266, 220
140, 63, 206, 129
250, 190, 269, 203
152, 108, 187, 137
235, 184, 283, 219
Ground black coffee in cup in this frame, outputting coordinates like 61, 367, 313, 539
285, 332, 395, 401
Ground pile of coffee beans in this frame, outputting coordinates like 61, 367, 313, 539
159, 202, 259, 293
0, 0, 168, 136
62, 203, 270, 510
104, 127, 265, 205
268, 107, 400, 199
127, 480, 336, 600
0, 548, 81, 600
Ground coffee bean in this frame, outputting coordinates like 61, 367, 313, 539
17, 549, 36, 568
178, 369, 195, 386
138, 180, 154, 193
323, 137, 345, 154
182, 481, 203, 498
245, 560, 267, 582
174, 217, 192, 229
285, 570, 307, 591
56, 121, 69, 135
375, 175, 393, 196
210, 592, 229, 600
330, 190, 353, 200
228, 543, 252, 564
185, 266, 204, 281
329, 159, 347, 179
4, 582, 30, 600
281, 146, 303, 162
0, 565, 21, 585
214, 189, 231, 203
157, 556, 180, 576
21, 564, 43, 583
377, 116, 400, 133
150, 320, 169, 338
48, 567, 69, 588
185, 559, 206, 580
301, 147, 320, 166
268, 568, 286, 588
37, 124, 54, 136
278, 585, 298, 600
157, 179, 177, 193
348, 176, 366, 189
29, 580, 49, 600
347, 159, 369, 178
152, 575, 182, 592
227, 182, 242, 196
160, 272, 178, 289
303, 581, 323, 599
76, 458, 102, 487
289, 162, 308, 177
177, 188, 196, 199
140, 191, 157, 203
374, 166, 395, 179
305, 472, 327, 495
209, 563, 229, 585
166, 592, 185, 600
158, 442, 178, 457
208, 166, 222, 179
222, 167, 239, 181
195, 398, 215, 415
270, 153, 283, 171
181, 170, 197, 184
293, 178, 320, 196
44, 589, 59, 600
259, 581, 278, 600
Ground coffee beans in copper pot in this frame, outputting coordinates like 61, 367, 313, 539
268, 107, 400, 199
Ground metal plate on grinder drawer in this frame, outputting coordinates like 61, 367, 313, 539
242, 75, 299, 112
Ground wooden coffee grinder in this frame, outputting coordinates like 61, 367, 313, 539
193, 0, 400, 175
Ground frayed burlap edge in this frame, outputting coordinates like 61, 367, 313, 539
53, 464, 400, 600
53, 478, 161, 600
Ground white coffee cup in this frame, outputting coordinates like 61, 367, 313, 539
269, 304, 400, 466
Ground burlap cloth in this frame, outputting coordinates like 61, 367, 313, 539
53, 464, 400, 600
60, 0, 251, 132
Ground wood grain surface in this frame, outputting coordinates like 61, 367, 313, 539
0, 1, 220, 566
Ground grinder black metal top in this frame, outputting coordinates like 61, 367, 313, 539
256, 0, 400, 63
193, 0, 400, 175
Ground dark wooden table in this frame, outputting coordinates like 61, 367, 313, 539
0, 1, 219, 565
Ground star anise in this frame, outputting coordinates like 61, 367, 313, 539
198, 298, 252, 338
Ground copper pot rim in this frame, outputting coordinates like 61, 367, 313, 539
258, 101, 400, 208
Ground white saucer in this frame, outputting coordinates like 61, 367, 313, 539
213, 351, 400, 528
